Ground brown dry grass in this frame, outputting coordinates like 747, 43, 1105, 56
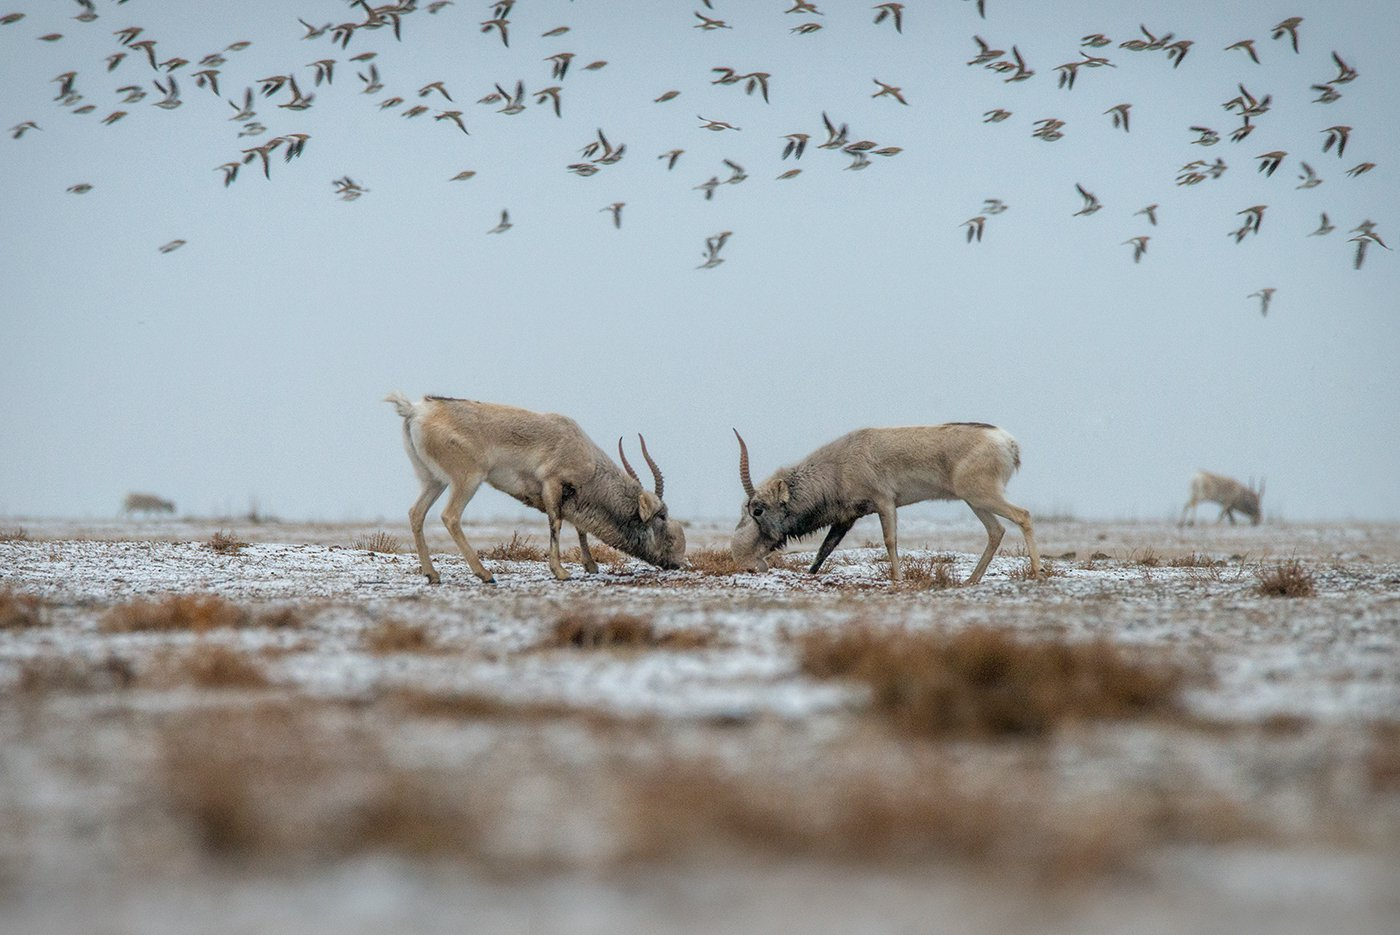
800, 624, 1187, 738
207, 530, 249, 554
16, 654, 137, 693
1168, 552, 1221, 568
160, 706, 492, 861
100, 596, 303, 633
1365, 722, 1400, 793
897, 555, 962, 590
102, 594, 250, 633
482, 532, 547, 562
353, 530, 402, 553
0, 526, 28, 541
156, 644, 271, 688
0, 588, 48, 629
363, 618, 436, 653
689, 547, 796, 576
543, 610, 714, 650
1255, 560, 1316, 597
561, 541, 626, 566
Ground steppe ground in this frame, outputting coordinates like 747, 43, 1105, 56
1, 513, 1398, 935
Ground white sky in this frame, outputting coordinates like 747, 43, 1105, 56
2, 0, 1397, 524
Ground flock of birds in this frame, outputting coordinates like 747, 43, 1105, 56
4, 0, 1392, 306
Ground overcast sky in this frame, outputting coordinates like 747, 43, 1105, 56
2, 0, 1397, 525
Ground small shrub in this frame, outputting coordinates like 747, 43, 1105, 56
363, 618, 435, 653
0, 526, 28, 542
482, 532, 547, 562
897, 555, 962, 590
207, 530, 249, 555
353, 530, 402, 553
544, 611, 712, 650
800, 624, 1186, 738
0, 588, 48, 629
1008, 558, 1058, 581
1130, 548, 1161, 567
1255, 560, 1315, 597
101, 594, 250, 633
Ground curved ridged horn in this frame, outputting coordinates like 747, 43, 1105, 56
617, 437, 640, 482
733, 428, 755, 498
637, 434, 664, 499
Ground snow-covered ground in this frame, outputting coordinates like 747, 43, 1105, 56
2, 517, 1398, 934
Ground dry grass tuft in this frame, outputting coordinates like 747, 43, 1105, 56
0, 588, 48, 629
800, 624, 1187, 738
207, 530, 249, 554
255, 605, 307, 629
160, 706, 490, 861
1255, 559, 1316, 597
897, 555, 962, 590
0, 526, 28, 542
101, 594, 250, 633
1168, 552, 1220, 568
561, 541, 626, 566
159, 644, 271, 688
353, 530, 402, 553
1129, 548, 1161, 567
1366, 723, 1400, 793
1007, 558, 1060, 581
17, 654, 137, 693
482, 531, 547, 562
688, 547, 740, 576
363, 618, 436, 653
544, 610, 713, 650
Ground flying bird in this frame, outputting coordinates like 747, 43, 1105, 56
1296, 162, 1322, 188
1256, 151, 1286, 176
1225, 39, 1260, 63
1248, 288, 1275, 316
962, 216, 986, 243
158, 239, 186, 254
694, 12, 732, 30
1330, 51, 1358, 84
1136, 205, 1158, 226
601, 202, 624, 229
1123, 236, 1150, 263
1073, 183, 1101, 216
534, 86, 562, 117
545, 52, 575, 80
698, 231, 732, 269
782, 133, 809, 160
1271, 16, 1303, 53
698, 116, 740, 131
654, 90, 680, 102
658, 149, 683, 170
66, 183, 92, 194
1104, 103, 1130, 131
486, 209, 512, 234
1321, 125, 1351, 158
1309, 213, 1334, 236
1346, 162, 1376, 177
871, 78, 908, 104
872, 3, 904, 33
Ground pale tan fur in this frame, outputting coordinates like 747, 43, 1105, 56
387, 394, 685, 584
1179, 470, 1263, 526
731, 424, 1039, 585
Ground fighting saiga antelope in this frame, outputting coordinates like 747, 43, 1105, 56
730, 423, 1040, 585
386, 394, 686, 583
1179, 471, 1264, 526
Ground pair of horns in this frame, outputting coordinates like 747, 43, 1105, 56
734, 428, 754, 498
618, 435, 664, 499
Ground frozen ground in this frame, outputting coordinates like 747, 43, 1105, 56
1, 516, 1398, 934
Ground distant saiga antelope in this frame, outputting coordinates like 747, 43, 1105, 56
1179, 471, 1264, 526
386, 394, 686, 583
730, 423, 1040, 584
122, 492, 175, 516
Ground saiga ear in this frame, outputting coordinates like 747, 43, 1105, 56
775, 479, 790, 505
638, 490, 663, 523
